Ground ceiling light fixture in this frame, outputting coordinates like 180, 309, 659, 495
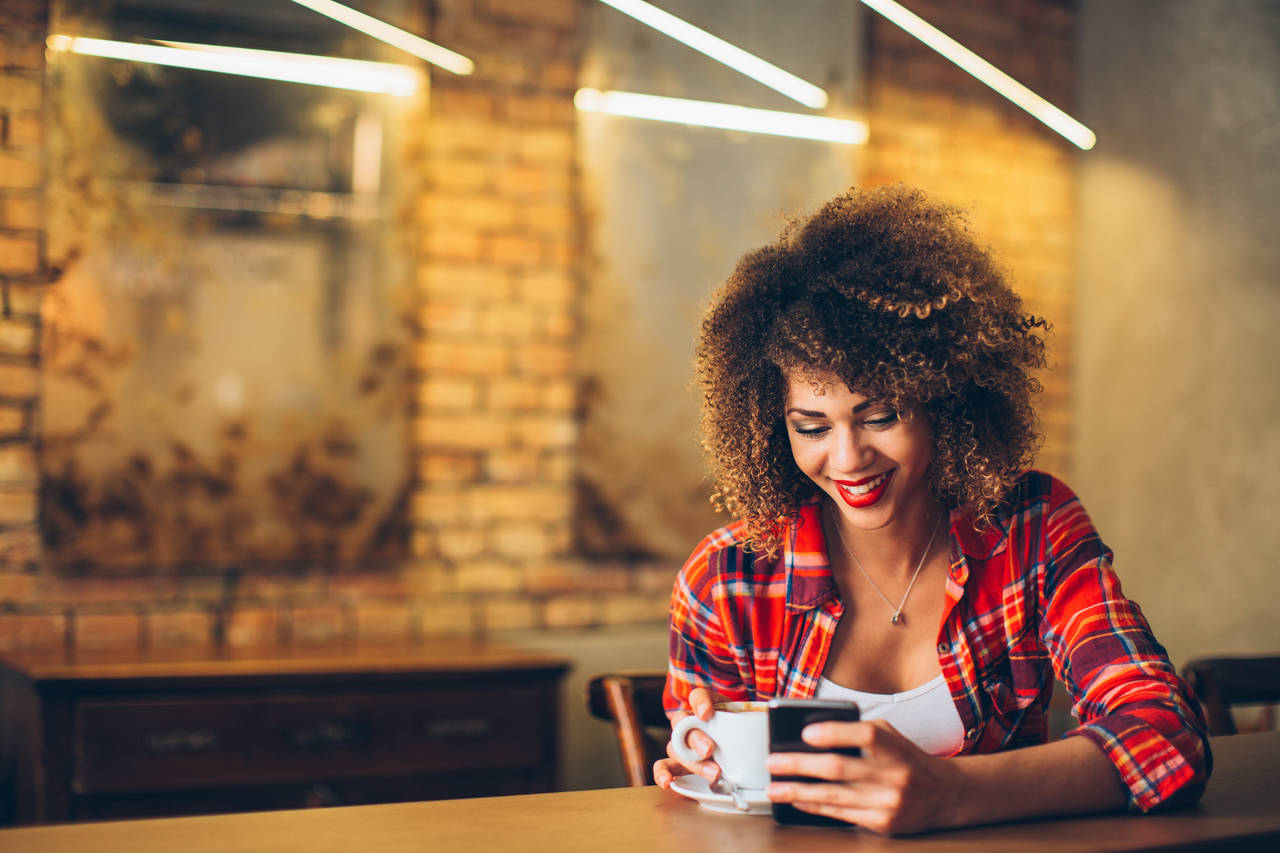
574, 89, 866, 144
289, 0, 474, 75
597, 0, 828, 109
856, 0, 1094, 149
47, 36, 420, 96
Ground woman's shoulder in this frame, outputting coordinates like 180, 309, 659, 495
1002, 469, 1088, 517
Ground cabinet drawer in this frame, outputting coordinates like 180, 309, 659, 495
72, 685, 551, 794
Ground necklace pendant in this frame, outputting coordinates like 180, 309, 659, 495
891, 612, 903, 625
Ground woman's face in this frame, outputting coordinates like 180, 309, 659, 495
784, 370, 935, 534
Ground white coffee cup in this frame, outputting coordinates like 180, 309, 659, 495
670, 701, 770, 791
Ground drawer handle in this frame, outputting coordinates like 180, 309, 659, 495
291, 722, 369, 751
144, 729, 221, 753
425, 717, 493, 740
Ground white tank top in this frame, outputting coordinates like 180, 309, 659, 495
814, 674, 965, 757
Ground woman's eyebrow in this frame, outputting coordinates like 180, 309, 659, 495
786, 401, 874, 418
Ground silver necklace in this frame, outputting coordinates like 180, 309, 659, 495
827, 506, 945, 626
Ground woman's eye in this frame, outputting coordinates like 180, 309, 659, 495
793, 425, 829, 439
864, 412, 899, 429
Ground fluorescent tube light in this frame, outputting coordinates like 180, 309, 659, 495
289, 0, 474, 75
575, 89, 866, 144
857, 0, 1094, 150
597, 0, 828, 109
48, 35, 420, 96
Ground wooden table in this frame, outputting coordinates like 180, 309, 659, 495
0, 642, 568, 824
1, 731, 1276, 851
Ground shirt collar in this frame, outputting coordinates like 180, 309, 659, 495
784, 502, 840, 611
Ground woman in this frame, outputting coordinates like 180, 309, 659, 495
654, 186, 1210, 834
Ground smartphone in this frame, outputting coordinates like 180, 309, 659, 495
767, 697, 861, 827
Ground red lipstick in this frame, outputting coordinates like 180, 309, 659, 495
834, 470, 894, 508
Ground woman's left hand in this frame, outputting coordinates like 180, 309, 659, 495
764, 719, 963, 836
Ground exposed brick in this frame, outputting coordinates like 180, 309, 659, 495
515, 414, 577, 449
428, 158, 492, 193
414, 413, 512, 450
0, 612, 66, 652
420, 262, 511, 299
418, 597, 475, 636
290, 604, 347, 645
480, 303, 539, 337
0, 317, 36, 355
75, 610, 143, 651
525, 560, 632, 594
425, 226, 484, 261
2, 282, 42, 316
434, 88, 496, 118
487, 376, 543, 410
513, 342, 574, 375
515, 127, 574, 165
434, 525, 488, 561
514, 269, 576, 304
0, 405, 25, 435
5, 110, 41, 150
0, 363, 38, 398
409, 488, 469, 525
468, 484, 572, 522
416, 339, 510, 374
0, 152, 40, 189
0, 233, 38, 273
489, 234, 545, 266
415, 451, 483, 485
421, 193, 517, 230
502, 93, 575, 125
491, 522, 556, 559
330, 571, 409, 601
0, 443, 36, 485
0, 488, 35, 524
455, 560, 522, 594
148, 608, 214, 649
543, 594, 598, 629
0, 73, 41, 111
479, 597, 540, 632
601, 593, 668, 626
497, 164, 571, 200
224, 607, 281, 648
354, 601, 412, 642
417, 376, 481, 409
418, 300, 481, 336
484, 448, 543, 483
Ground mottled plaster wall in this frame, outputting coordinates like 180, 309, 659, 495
1077, 0, 1280, 664
575, 0, 862, 559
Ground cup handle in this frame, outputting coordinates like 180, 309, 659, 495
670, 714, 712, 766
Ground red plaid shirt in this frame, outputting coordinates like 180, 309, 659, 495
665, 471, 1211, 812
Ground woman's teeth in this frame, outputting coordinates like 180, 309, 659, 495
840, 472, 888, 496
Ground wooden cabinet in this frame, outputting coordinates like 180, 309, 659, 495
0, 643, 568, 825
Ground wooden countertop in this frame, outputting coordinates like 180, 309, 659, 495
2, 731, 1276, 852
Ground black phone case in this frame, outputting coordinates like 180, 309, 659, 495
767, 698, 861, 827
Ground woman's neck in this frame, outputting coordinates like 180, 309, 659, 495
825, 495, 949, 582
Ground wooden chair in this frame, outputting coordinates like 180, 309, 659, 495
585, 671, 670, 787
1181, 656, 1280, 736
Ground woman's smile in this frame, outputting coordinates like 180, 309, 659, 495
835, 470, 894, 507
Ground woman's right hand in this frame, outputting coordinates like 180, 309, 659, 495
653, 687, 724, 788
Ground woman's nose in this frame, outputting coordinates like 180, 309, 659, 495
831, 430, 873, 473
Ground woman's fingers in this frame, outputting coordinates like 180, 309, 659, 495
686, 686, 716, 720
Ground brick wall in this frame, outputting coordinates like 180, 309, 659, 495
0, 0, 1078, 654
0, 1, 47, 642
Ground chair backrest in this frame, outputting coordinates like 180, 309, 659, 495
585, 671, 670, 787
1181, 656, 1280, 736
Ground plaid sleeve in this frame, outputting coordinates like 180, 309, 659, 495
1039, 478, 1212, 812
663, 528, 751, 716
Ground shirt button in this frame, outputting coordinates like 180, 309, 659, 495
965, 728, 978, 739
936, 643, 948, 654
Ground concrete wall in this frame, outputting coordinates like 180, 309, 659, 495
1077, 0, 1280, 665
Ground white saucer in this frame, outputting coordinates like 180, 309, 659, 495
669, 776, 771, 816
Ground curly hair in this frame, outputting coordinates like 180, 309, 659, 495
695, 185, 1049, 556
